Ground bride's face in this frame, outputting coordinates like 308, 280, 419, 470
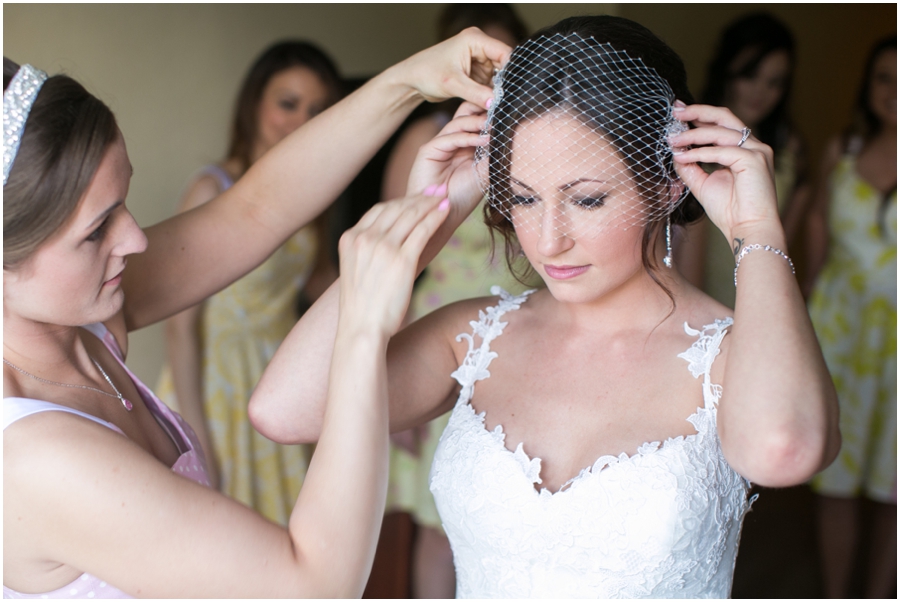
507, 113, 648, 304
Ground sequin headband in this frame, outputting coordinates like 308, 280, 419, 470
3, 64, 48, 186
474, 33, 690, 238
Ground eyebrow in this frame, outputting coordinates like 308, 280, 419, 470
510, 177, 607, 192
85, 200, 123, 231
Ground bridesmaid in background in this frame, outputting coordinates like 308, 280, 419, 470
157, 41, 341, 522
678, 13, 809, 308
803, 34, 896, 599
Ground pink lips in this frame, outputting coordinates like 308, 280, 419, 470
543, 264, 589, 280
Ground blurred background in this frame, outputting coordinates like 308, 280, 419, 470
4, 4, 895, 598
4, 3, 892, 385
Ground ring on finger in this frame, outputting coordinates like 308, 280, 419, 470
737, 127, 752, 147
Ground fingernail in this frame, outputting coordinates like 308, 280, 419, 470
423, 184, 438, 196
485, 97, 493, 110
434, 183, 448, 197
438, 198, 450, 211
674, 100, 687, 110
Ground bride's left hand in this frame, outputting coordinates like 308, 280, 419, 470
669, 104, 783, 243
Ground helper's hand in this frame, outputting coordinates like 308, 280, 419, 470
338, 192, 450, 339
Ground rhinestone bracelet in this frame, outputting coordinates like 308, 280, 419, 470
733, 244, 795, 287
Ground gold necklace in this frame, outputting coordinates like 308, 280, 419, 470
3, 357, 134, 412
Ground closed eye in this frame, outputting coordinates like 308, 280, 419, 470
511, 194, 537, 206
86, 217, 110, 242
572, 194, 607, 210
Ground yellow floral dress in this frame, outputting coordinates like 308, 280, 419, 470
157, 167, 318, 525
386, 204, 533, 529
808, 152, 897, 503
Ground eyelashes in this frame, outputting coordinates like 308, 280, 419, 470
86, 218, 109, 242
510, 194, 607, 210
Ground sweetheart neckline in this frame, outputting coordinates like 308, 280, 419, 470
460, 396, 711, 497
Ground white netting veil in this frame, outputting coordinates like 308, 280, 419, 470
475, 32, 689, 240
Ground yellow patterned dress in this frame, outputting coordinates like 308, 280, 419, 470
385, 204, 533, 529
157, 168, 318, 525
808, 152, 897, 503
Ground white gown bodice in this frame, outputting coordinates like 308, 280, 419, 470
430, 288, 753, 598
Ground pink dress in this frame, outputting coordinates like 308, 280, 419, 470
3, 323, 212, 599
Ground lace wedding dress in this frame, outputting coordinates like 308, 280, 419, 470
430, 288, 754, 598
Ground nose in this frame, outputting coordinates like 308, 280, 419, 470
117, 210, 148, 256
536, 201, 574, 257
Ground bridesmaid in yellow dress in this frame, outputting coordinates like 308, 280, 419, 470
804, 35, 896, 599
156, 41, 341, 524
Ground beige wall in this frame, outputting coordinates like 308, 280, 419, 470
3, 3, 615, 385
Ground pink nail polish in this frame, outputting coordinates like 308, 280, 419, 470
435, 183, 448, 197
674, 99, 687, 110
423, 184, 438, 196
485, 97, 493, 110
438, 198, 450, 211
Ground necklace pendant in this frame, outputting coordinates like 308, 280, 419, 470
121, 397, 134, 412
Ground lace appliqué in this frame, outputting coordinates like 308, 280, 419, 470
431, 292, 753, 598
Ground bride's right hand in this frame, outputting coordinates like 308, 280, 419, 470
407, 102, 489, 218
338, 193, 450, 339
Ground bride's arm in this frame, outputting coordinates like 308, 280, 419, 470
251, 105, 489, 444
671, 104, 840, 488
121, 29, 509, 331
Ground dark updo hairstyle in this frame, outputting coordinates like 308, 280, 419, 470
702, 12, 795, 153
227, 40, 342, 174
483, 15, 703, 294
3, 57, 119, 269
437, 3, 528, 43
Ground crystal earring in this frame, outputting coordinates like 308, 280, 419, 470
663, 215, 673, 268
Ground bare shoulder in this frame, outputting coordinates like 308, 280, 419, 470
179, 172, 225, 213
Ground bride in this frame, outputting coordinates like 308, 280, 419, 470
251, 15, 840, 598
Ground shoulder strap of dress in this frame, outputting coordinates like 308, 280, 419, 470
450, 287, 535, 396
81, 322, 124, 360
677, 317, 733, 410
197, 164, 235, 192
3, 397, 125, 434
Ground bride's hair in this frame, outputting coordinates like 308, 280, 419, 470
4, 57, 118, 269
482, 16, 704, 287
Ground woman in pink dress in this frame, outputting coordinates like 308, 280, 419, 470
2, 29, 509, 598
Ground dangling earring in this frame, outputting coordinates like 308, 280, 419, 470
663, 215, 673, 268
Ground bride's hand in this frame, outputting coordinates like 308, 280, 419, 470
669, 104, 783, 243
407, 102, 489, 217
338, 193, 450, 339
390, 27, 511, 109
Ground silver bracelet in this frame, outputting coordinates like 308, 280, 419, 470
733, 244, 795, 287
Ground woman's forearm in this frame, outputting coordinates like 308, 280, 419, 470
718, 221, 840, 486
286, 325, 390, 597
250, 202, 468, 444
124, 68, 423, 330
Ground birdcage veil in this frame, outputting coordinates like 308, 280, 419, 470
474, 32, 690, 240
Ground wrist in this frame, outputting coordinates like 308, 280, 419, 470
378, 61, 426, 113
729, 220, 787, 260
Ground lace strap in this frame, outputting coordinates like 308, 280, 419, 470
677, 317, 733, 410
450, 287, 535, 398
